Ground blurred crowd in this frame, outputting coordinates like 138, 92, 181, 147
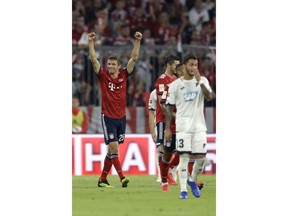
72, 0, 216, 107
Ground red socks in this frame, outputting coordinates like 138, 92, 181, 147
100, 154, 124, 181
169, 153, 179, 169
111, 154, 124, 180
100, 155, 113, 181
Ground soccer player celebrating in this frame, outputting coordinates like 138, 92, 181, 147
88, 31, 142, 188
165, 55, 214, 199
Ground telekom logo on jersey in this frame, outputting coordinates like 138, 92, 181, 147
108, 82, 116, 91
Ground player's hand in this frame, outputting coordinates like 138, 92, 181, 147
88, 32, 96, 41
165, 128, 172, 143
191, 66, 201, 82
134, 32, 142, 41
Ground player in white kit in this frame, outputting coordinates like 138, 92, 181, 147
148, 89, 162, 183
165, 55, 214, 199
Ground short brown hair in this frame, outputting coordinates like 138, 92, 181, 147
108, 55, 122, 65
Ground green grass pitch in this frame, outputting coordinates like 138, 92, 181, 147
72, 174, 216, 216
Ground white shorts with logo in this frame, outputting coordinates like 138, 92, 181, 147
176, 131, 207, 154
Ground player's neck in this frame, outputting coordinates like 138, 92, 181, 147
164, 70, 174, 77
110, 71, 119, 79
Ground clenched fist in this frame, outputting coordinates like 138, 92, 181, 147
88, 32, 96, 41
134, 32, 142, 41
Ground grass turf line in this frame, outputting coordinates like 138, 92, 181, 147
73, 175, 216, 216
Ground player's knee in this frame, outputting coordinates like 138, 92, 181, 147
196, 157, 206, 169
109, 141, 119, 154
158, 144, 164, 152
163, 151, 172, 161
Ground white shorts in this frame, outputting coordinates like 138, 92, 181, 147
176, 131, 207, 154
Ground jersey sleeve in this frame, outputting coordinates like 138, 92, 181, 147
148, 90, 157, 110
160, 86, 168, 104
122, 67, 130, 77
166, 82, 176, 105
97, 67, 105, 81
201, 76, 213, 92
155, 78, 166, 96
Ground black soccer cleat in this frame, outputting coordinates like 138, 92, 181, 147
98, 178, 114, 188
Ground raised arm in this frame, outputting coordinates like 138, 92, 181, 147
88, 32, 101, 74
126, 32, 142, 74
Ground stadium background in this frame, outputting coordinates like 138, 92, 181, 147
72, 0, 216, 175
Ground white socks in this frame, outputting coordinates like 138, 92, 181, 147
190, 157, 206, 182
178, 154, 189, 192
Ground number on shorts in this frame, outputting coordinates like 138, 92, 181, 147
178, 139, 184, 148
203, 143, 206, 148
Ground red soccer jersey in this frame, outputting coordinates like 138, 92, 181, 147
97, 67, 129, 118
155, 73, 177, 133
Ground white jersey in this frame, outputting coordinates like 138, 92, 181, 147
166, 76, 212, 133
148, 89, 157, 110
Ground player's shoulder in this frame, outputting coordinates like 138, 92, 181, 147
169, 78, 182, 89
99, 67, 108, 73
200, 76, 209, 82
150, 89, 156, 96
120, 67, 127, 72
171, 78, 181, 85
156, 73, 167, 81
119, 67, 129, 76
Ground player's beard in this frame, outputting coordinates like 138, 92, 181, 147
187, 70, 194, 78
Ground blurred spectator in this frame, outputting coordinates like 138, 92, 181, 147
202, 0, 215, 12
144, 0, 167, 22
72, 0, 86, 16
72, 48, 84, 98
152, 12, 170, 44
72, 16, 88, 45
142, 28, 155, 45
85, 0, 106, 24
126, 73, 146, 106
167, 0, 187, 19
136, 55, 153, 92
188, 0, 209, 32
200, 52, 216, 106
72, 66, 82, 98
166, 17, 180, 45
112, 23, 133, 45
208, 6, 216, 46
86, 82, 101, 106
125, 0, 140, 19
199, 53, 216, 90
200, 21, 212, 45
109, 0, 128, 36
110, 0, 127, 21
189, 31, 201, 45
87, 7, 110, 46
128, 7, 151, 34
72, 96, 88, 134
133, 79, 146, 106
